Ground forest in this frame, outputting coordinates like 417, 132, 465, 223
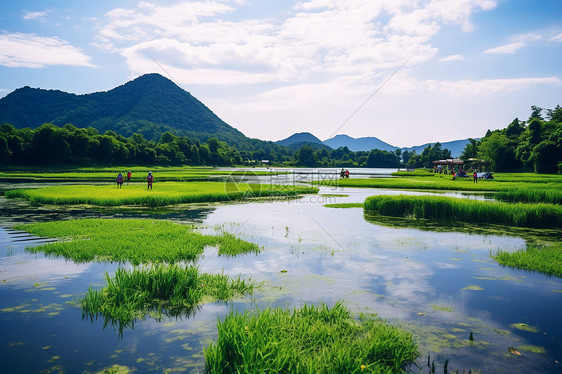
0, 105, 560, 172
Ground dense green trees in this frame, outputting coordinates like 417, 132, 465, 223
0, 123, 243, 166
461, 105, 561, 173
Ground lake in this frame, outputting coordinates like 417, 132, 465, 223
0, 171, 561, 373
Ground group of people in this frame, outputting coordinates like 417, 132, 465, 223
116, 171, 154, 189
340, 168, 350, 178
451, 168, 479, 183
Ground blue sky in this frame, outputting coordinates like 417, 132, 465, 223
1, 0, 561, 147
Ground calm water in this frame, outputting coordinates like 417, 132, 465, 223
0, 178, 561, 373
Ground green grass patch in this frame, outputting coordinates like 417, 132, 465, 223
81, 265, 255, 331
495, 187, 562, 205
324, 203, 364, 208
391, 169, 435, 177
493, 241, 562, 278
509, 323, 539, 333
13, 219, 258, 265
0, 166, 285, 182
363, 195, 562, 229
204, 302, 419, 373
5, 181, 318, 207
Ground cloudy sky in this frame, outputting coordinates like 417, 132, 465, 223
1, 0, 561, 147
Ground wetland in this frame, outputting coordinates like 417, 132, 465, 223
0, 167, 561, 373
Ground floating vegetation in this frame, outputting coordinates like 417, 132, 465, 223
431, 305, 453, 312
493, 241, 562, 278
517, 345, 546, 354
93, 364, 132, 374
462, 285, 484, 291
324, 203, 364, 208
204, 302, 419, 373
81, 265, 256, 333
509, 323, 539, 333
364, 195, 562, 229
5, 182, 318, 207
13, 219, 259, 265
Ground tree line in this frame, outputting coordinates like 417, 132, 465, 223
1, 104, 560, 172
459, 105, 561, 173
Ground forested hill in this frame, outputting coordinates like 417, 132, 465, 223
0, 73, 245, 142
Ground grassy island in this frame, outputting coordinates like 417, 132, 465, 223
5, 181, 318, 207
204, 302, 419, 374
81, 265, 256, 329
14, 218, 259, 264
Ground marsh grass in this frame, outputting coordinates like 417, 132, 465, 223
5, 182, 318, 207
364, 195, 562, 228
494, 241, 562, 277
13, 219, 259, 265
0, 167, 284, 182
81, 265, 255, 332
495, 187, 562, 205
204, 302, 419, 374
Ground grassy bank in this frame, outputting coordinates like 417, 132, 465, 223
204, 302, 419, 373
0, 166, 285, 182
495, 187, 562, 205
13, 219, 259, 264
81, 265, 255, 329
363, 195, 562, 228
5, 181, 318, 207
315, 172, 562, 196
494, 241, 562, 277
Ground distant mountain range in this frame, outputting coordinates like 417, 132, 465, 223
276, 132, 473, 157
0, 73, 474, 157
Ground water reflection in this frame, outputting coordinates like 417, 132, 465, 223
0, 185, 561, 373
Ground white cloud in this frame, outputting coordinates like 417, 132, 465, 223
425, 76, 560, 95
550, 33, 562, 43
0, 33, 96, 68
439, 54, 464, 62
95, 0, 494, 87
483, 41, 525, 54
22, 10, 49, 20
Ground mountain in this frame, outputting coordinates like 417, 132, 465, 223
323, 134, 397, 152
276, 132, 324, 147
402, 139, 475, 158
0, 73, 245, 142
323, 134, 472, 157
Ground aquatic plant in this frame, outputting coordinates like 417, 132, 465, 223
204, 302, 419, 373
13, 219, 259, 265
363, 195, 562, 228
494, 187, 562, 205
494, 241, 562, 278
5, 181, 318, 207
81, 265, 255, 331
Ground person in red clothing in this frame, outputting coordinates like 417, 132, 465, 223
146, 171, 154, 190
127, 170, 132, 183
473, 171, 478, 183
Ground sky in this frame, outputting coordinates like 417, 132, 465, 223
0, 0, 561, 147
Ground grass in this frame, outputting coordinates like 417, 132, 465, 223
81, 264, 255, 332
495, 187, 562, 205
324, 203, 364, 208
0, 166, 285, 182
5, 181, 318, 207
204, 302, 419, 374
314, 172, 562, 196
363, 195, 562, 229
13, 219, 259, 265
493, 241, 562, 277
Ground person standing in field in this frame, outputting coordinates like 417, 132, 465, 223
116, 172, 124, 188
473, 171, 478, 183
127, 171, 132, 183
147, 171, 154, 190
